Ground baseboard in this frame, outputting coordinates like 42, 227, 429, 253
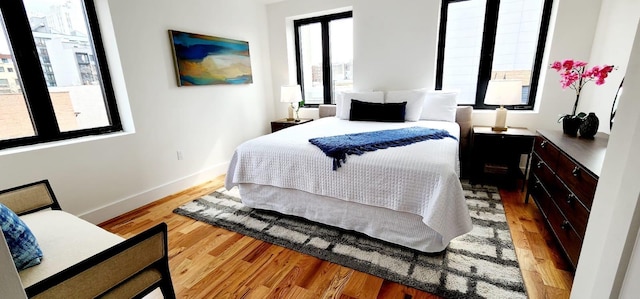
79, 162, 229, 224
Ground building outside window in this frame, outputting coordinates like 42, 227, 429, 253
0, 0, 121, 149
436, 0, 553, 109
294, 11, 353, 105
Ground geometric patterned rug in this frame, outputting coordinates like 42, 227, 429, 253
173, 181, 527, 298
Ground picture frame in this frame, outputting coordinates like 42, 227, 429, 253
168, 30, 253, 86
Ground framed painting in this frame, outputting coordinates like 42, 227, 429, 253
168, 30, 253, 86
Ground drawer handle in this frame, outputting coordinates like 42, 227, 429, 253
531, 180, 540, 192
536, 161, 544, 169
560, 220, 570, 230
567, 194, 576, 205
572, 166, 581, 177
540, 140, 547, 148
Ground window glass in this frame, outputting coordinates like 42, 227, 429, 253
329, 18, 353, 102
441, 0, 486, 105
24, 0, 110, 132
298, 23, 323, 104
294, 12, 352, 105
491, 0, 544, 104
437, 0, 552, 109
0, 17, 35, 141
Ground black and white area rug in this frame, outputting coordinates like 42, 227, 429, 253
173, 182, 526, 298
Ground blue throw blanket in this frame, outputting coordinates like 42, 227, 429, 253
309, 126, 457, 170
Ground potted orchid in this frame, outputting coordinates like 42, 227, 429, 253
550, 59, 614, 136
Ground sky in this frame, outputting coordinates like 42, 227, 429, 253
1, 0, 87, 55
0, 18, 8, 54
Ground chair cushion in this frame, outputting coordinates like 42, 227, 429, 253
18, 210, 124, 288
0, 203, 43, 270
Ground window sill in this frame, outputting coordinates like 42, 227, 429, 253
473, 109, 538, 114
0, 130, 134, 157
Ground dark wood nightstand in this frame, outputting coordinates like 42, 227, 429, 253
471, 126, 536, 189
270, 118, 313, 133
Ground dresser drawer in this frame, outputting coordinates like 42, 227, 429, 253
531, 153, 555, 187
556, 152, 598, 209
530, 176, 582, 267
531, 153, 589, 236
533, 136, 559, 170
550, 176, 590, 237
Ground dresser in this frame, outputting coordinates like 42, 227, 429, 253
526, 130, 608, 268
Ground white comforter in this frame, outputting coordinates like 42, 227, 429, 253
226, 117, 472, 239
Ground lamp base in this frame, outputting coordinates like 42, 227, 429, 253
491, 126, 508, 132
286, 118, 295, 121
492, 106, 508, 132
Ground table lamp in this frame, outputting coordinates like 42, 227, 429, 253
280, 85, 302, 121
484, 79, 522, 131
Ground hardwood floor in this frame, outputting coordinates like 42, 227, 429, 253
99, 176, 574, 298
501, 188, 574, 298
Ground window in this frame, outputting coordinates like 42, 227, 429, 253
0, 0, 121, 149
0, 78, 8, 87
294, 11, 353, 105
0, 66, 4, 72
436, 0, 553, 109
7, 67, 12, 72
1, 58, 6, 63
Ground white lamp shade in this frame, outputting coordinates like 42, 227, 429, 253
280, 85, 302, 103
484, 79, 523, 106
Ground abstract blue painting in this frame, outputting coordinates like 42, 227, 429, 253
169, 30, 253, 86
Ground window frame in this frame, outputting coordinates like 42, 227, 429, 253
435, 0, 554, 110
293, 11, 353, 106
0, 0, 121, 150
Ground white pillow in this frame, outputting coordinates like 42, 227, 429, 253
336, 91, 384, 120
421, 90, 458, 122
385, 89, 427, 121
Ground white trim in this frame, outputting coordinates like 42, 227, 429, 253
79, 161, 229, 224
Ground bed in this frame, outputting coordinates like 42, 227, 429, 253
226, 98, 474, 253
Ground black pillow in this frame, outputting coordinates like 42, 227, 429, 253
349, 99, 406, 122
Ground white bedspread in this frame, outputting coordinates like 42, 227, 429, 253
226, 117, 472, 243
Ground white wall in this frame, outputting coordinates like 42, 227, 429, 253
571, 20, 640, 299
266, 0, 353, 120
577, 0, 639, 134
620, 209, 640, 298
264, 0, 640, 297
266, 0, 605, 134
351, 0, 440, 91
0, 0, 274, 223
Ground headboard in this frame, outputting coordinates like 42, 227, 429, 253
318, 104, 473, 176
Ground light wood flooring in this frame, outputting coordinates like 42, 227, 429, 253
99, 176, 574, 298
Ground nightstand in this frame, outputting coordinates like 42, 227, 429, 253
270, 118, 313, 133
471, 126, 535, 189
